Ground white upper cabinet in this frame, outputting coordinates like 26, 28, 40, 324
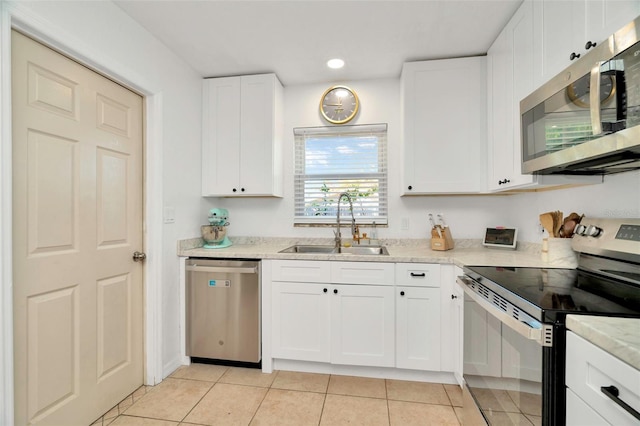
488, 3, 537, 191
585, 0, 640, 43
534, 0, 640, 85
202, 73, 283, 197
401, 57, 487, 194
487, 0, 603, 191
534, 0, 586, 85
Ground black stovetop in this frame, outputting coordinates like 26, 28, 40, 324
464, 265, 640, 322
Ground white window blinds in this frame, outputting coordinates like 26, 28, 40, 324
293, 124, 388, 225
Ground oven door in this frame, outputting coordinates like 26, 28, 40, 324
458, 276, 547, 425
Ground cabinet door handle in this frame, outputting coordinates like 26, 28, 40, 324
333, 289, 338, 294
232, 188, 237, 192
323, 288, 328, 293
585, 40, 596, 50
410, 272, 426, 277
600, 386, 640, 420
400, 291, 405, 296
241, 188, 245, 192
407, 185, 413, 190
569, 52, 581, 60
451, 294, 458, 299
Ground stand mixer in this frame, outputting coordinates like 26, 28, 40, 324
201, 208, 232, 249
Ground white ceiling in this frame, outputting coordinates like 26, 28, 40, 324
114, 0, 522, 86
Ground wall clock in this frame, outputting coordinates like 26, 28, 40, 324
566, 74, 615, 108
320, 85, 359, 124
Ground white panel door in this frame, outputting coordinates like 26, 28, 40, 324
12, 30, 144, 425
271, 281, 330, 362
401, 57, 486, 194
240, 74, 275, 195
330, 284, 395, 367
396, 286, 441, 371
463, 295, 502, 377
585, 0, 640, 44
201, 77, 241, 196
501, 326, 542, 381
537, 0, 586, 83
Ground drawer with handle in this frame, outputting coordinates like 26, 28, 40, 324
395, 263, 440, 287
566, 331, 640, 425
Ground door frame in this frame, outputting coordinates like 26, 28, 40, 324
0, 4, 164, 424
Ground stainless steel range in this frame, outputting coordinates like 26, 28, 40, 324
457, 218, 640, 425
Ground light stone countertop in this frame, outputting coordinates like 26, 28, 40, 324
566, 315, 640, 370
177, 237, 577, 269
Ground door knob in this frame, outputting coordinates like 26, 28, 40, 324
133, 251, 147, 262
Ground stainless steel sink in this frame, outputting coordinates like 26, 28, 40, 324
279, 245, 335, 254
279, 245, 389, 255
339, 246, 389, 255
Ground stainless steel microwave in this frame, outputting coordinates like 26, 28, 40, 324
521, 15, 640, 175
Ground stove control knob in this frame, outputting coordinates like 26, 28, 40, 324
574, 224, 587, 236
586, 225, 602, 237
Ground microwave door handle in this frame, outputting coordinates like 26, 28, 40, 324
457, 277, 545, 345
590, 62, 603, 135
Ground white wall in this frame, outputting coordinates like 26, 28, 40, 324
0, 4, 204, 417
512, 171, 640, 241
205, 78, 640, 244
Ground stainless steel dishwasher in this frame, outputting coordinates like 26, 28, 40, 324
186, 259, 260, 363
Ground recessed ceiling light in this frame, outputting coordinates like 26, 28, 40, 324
327, 58, 345, 69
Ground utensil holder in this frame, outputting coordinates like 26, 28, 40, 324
431, 226, 454, 251
542, 237, 578, 267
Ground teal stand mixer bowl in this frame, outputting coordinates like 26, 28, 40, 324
202, 208, 232, 249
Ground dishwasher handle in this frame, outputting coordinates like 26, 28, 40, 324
186, 265, 258, 274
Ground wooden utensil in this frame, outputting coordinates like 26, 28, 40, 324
539, 212, 555, 236
553, 211, 563, 238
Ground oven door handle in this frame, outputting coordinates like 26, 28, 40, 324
457, 277, 547, 346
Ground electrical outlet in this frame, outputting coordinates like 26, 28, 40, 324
401, 217, 410, 230
164, 206, 176, 224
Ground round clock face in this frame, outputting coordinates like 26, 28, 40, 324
566, 74, 615, 108
320, 86, 359, 124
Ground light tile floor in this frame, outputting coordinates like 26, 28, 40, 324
93, 364, 463, 425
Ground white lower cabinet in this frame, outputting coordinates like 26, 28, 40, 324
331, 284, 395, 367
463, 293, 502, 377
452, 266, 464, 385
566, 331, 640, 425
269, 260, 449, 373
566, 388, 608, 426
396, 286, 441, 370
271, 281, 330, 362
270, 260, 395, 368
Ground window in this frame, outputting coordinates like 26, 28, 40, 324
293, 124, 388, 225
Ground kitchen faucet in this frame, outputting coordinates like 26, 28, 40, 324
334, 192, 356, 252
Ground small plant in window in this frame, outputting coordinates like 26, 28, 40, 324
345, 183, 378, 217
310, 183, 333, 216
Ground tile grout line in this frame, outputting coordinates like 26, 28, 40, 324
178, 379, 217, 424
122, 365, 465, 425
385, 379, 392, 426
245, 369, 280, 425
